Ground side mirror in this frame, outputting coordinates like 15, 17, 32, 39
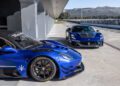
96, 30, 99, 32
2, 46, 17, 53
66, 28, 71, 32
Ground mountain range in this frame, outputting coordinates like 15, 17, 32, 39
65, 7, 120, 18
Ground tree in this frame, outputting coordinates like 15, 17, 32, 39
58, 12, 70, 19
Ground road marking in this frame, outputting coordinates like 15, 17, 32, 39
105, 42, 120, 51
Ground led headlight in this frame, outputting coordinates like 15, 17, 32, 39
100, 34, 103, 37
71, 34, 76, 39
61, 54, 73, 61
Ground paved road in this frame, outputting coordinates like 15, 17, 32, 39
0, 22, 120, 86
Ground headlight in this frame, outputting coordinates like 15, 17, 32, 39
100, 34, 103, 37
61, 54, 73, 61
71, 34, 76, 39
96, 34, 102, 37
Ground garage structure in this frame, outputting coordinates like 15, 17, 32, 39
0, 0, 69, 40
0, 0, 21, 31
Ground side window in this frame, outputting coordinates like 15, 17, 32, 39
0, 37, 16, 48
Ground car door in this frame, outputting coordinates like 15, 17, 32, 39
0, 37, 20, 68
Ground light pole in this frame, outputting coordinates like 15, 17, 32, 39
81, 8, 83, 19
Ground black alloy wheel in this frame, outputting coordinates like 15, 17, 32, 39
30, 57, 57, 82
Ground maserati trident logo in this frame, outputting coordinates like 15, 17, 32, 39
18, 65, 25, 71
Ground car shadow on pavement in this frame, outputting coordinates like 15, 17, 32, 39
52, 62, 85, 81
0, 72, 84, 82
0, 77, 28, 81
48, 37, 98, 49
0, 77, 38, 82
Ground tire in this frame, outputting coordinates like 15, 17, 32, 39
102, 41, 104, 46
67, 37, 74, 46
66, 36, 68, 40
71, 42, 75, 46
29, 57, 57, 82
100, 41, 104, 47
66, 31, 70, 40
80, 62, 84, 72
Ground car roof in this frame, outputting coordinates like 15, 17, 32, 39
0, 30, 23, 49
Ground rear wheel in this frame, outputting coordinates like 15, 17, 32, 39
29, 57, 57, 82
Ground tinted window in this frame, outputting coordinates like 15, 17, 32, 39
11, 33, 43, 49
0, 38, 6, 47
72, 26, 95, 32
0, 37, 15, 48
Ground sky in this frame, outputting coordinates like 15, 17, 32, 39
65, 0, 120, 9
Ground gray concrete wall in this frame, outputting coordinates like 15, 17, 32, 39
21, 1, 54, 40
21, 3, 38, 39
6, 0, 67, 40
37, 12, 54, 40
45, 14, 54, 35
7, 11, 22, 32
37, 12, 46, 40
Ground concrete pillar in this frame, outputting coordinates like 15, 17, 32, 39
20, 0, 54, 40
37, 12, 54, 40
7, 11, 22, 32
20, 0, 39, 39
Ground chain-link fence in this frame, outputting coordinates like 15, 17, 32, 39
66, 19, 120, 25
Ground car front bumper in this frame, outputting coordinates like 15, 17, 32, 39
59, 55, 83, 79
71, 39, 103, 47
76, 41, 102, 47
59, 61, 83, 79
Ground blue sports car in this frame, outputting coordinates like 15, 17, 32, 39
0, 30, 83, 82
66, 25, 104, 48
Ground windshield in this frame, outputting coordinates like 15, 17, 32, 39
72, 26, 95, 33
11, 33, 42, 48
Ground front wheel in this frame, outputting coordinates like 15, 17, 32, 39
102, 41, 104, 46
29, 57, 57, 82
100, 41, 104, 46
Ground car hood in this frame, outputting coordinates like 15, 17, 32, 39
30, 40, 81, 60
30, 40, 69, 53
74, 32, 98, 39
